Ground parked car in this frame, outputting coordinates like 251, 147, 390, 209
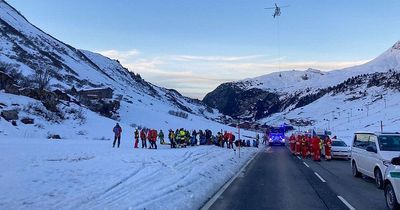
331, 139, 351, 160
384, 157, 400, 210
351, 131, 400, 189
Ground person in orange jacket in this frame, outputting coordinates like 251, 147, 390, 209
295, 135, 301, 156
301, 136, 309, 159
312, 136, 321, 161
324, 136, 332, 161
289, 134, 296, 154
308, 136, 313, 158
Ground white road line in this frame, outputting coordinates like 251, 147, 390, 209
314, 172, 326, 183
337, 195, 356, 210
303, 162, 310, 168
200, 151, 260, 210
297, 156, 301, 160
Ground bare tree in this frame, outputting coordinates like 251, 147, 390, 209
34, 64, 54, 91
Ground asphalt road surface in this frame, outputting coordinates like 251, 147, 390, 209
207, 145, 386, 210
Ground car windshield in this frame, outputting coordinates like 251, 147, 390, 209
332, 141, 347, 147
378, 135, 400, 151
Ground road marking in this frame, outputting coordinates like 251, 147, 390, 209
200, 150, 260, 210
337, 195, 356, 210
314, 172, 326, 183
297, 156, 301, 160
303, 162, 310, 168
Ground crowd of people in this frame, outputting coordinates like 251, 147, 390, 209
112, 123, 260, 150
288, 133, 332, 161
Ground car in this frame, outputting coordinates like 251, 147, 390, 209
351, 131, 400, 189
331, 139, 351, 160
384, 157, 400, 210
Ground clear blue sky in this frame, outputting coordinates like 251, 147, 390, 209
7, 0, 400, 98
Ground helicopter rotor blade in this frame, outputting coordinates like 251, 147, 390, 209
264, 7, 275, 9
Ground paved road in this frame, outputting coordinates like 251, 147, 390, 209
208, 146, 386, 210
304, 156, 386, 210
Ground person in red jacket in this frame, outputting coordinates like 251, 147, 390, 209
227, 132, 234, 149
222, 131, 229, 148
312, 136, 321, 161
289, 134, 296, 154
295, 135, 301, 156
112, 123, 122, 148
140, 129, 147, 148
324, 136, 332, 161
147, 129, 157, 149
308, 136, 313, 159
301, 136, 309, 159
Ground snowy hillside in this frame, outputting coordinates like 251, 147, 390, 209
0, 0, 230, 140
239, 41, 400, 94
204, 41, 400, 125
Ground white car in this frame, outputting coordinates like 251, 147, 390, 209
331, 139, 351, 160
384, 157, 400, 210
351, 131, 400, 189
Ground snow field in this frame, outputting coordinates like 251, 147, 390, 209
0, 138, 258, 210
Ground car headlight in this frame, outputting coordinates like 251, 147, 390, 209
383, 160, 391, 167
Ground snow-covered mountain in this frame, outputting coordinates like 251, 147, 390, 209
203, 41, 400, 134
0, 0, 230, 139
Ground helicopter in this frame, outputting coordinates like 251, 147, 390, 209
264, 3, 289, 18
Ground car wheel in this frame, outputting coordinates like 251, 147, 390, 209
352, 161, 361, 177
385, 182, 400, 210
375, 168, 384, 189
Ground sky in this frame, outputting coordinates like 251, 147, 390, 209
7, 0, 400, 99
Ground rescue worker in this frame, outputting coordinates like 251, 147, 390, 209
217, 132, 223, 147
148, 129, 157, 149
179, 129, 186, 147
158, 130, 165, 145
301, 136, 309, 159
191, 130, 197, 146
307, 135, 313, 158
227, 132, 234, 149
289, 134, 296, 154
222, 131, 229, 148
255, 133, 260, 146
134, 128, 139, 148
324, 136, 332, 161
169, 129, 176, 148
295, 135, 301, 156
312, 136, 321, 161
140, 129, 147, 148
112, 123, 122, 148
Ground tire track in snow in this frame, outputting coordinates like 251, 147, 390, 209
74, 163, 145, 209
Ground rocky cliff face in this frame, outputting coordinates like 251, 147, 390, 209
203, 82, 281, 120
